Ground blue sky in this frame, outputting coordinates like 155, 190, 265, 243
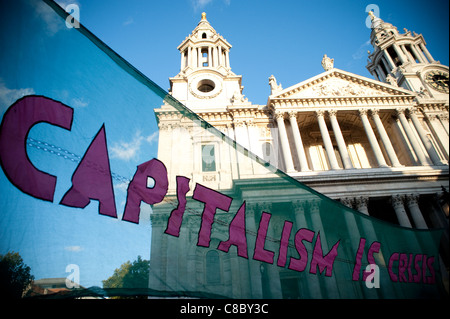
0, 0, 448, 291
65, 0, 448, 105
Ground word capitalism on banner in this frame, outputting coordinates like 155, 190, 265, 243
0, 95, 439, 289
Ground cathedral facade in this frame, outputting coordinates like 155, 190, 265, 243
149, 12, 449, 298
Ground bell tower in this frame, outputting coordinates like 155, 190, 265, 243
366, 11, 449, 99
169, 12, 245, 111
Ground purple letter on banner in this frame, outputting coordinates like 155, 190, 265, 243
122, 159, 168, 224
309, 232, 340, 277
0, 95, 73, 202
192, 183, 232, 247
288, 228, 315, 272
253, 212, 275, 264
60, 124, 117, 218
165, 176, 191, 237
218, 201, 248, 258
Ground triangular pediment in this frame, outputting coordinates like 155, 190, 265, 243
270, 68, 415, 100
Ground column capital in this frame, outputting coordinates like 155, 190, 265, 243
406, 193, 420, 206
288, 111, 298, 119
274, 111, 285, 120
438, 113, 449, 121
358, 108, 368, 116
391, 194, 405, 208
355, 196, 369, 208
407, 107, 419, 116
328, 109, 338, 117
292, 200, 307, 214
340, 197, 354, 208
315, 110, 325, 118
395, 108, 407, 116
370, 108, 380, 116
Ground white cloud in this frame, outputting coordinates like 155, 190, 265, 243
71, 97, 89, 108
64, 245, 83, 252
0, 79, 35, 113
111, 133, 143, 161
123, 17, 134, 26
110, 130, 159, 161
192, 0, 213, 10
191, 0, 231, 12
31, 0, 65, 36
114, 180, 130, 193
352, 40, 371, 60
146, 131, 159, 144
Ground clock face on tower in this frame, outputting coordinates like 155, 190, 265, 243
424, 70, 449, 93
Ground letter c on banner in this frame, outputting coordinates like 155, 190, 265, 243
0, 95, 73, 202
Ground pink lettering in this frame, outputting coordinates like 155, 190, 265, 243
413, 254, 422, 283
217, 202, 248, 258
276, 221, 293, 267
192, 184, 232, 247
388, 253, 399, 282
288, 228, 314, 272
122, 159, 168, 224
164, 176, 190, 237
253, 212, 275, 264
60, 125, 116, 218
352, 238, 366, 281
309, 232, 340, 277
0, 95, 73, 202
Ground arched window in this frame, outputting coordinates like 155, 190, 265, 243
206, 250, 220, 284
202, 32, 207, 39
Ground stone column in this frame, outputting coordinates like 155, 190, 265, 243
439, 113, 449, 135
288, 111, 310, 171
260, 202, 282, 298
384, 51, 396, 70
395, 108, 429, 166
371, 109, 402, 167
246, 204, 263, 298
359, 109, 388, 167
408, 108, 443, 165
405, 194, 428, 229
328, 110, 353, 169
355, 196, 369, 215
410, 44, 426, 63
425, 114, 449, 157
391, 195, 412, 228
316, 110, 340, 170
191, 46, 196, 68
400, 45, 415, 64
213, 47, 218, 67
275, 112, 295, 172
197, 47, 202, 67
381, 56, 392, 74
419, 43, 435, 62
308, 199, 339, 298
180, 50, 185, 70
392, 43, 408, 64
207, 46, 212, 67
292, 200, 322, 298
218, 46, 222, 66
225, 50, 230, 68
376, 65, 386, 82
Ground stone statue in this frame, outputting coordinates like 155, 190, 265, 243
321, 54, 334, 71
269, 75, 282, 94
385, 73, 398, 87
